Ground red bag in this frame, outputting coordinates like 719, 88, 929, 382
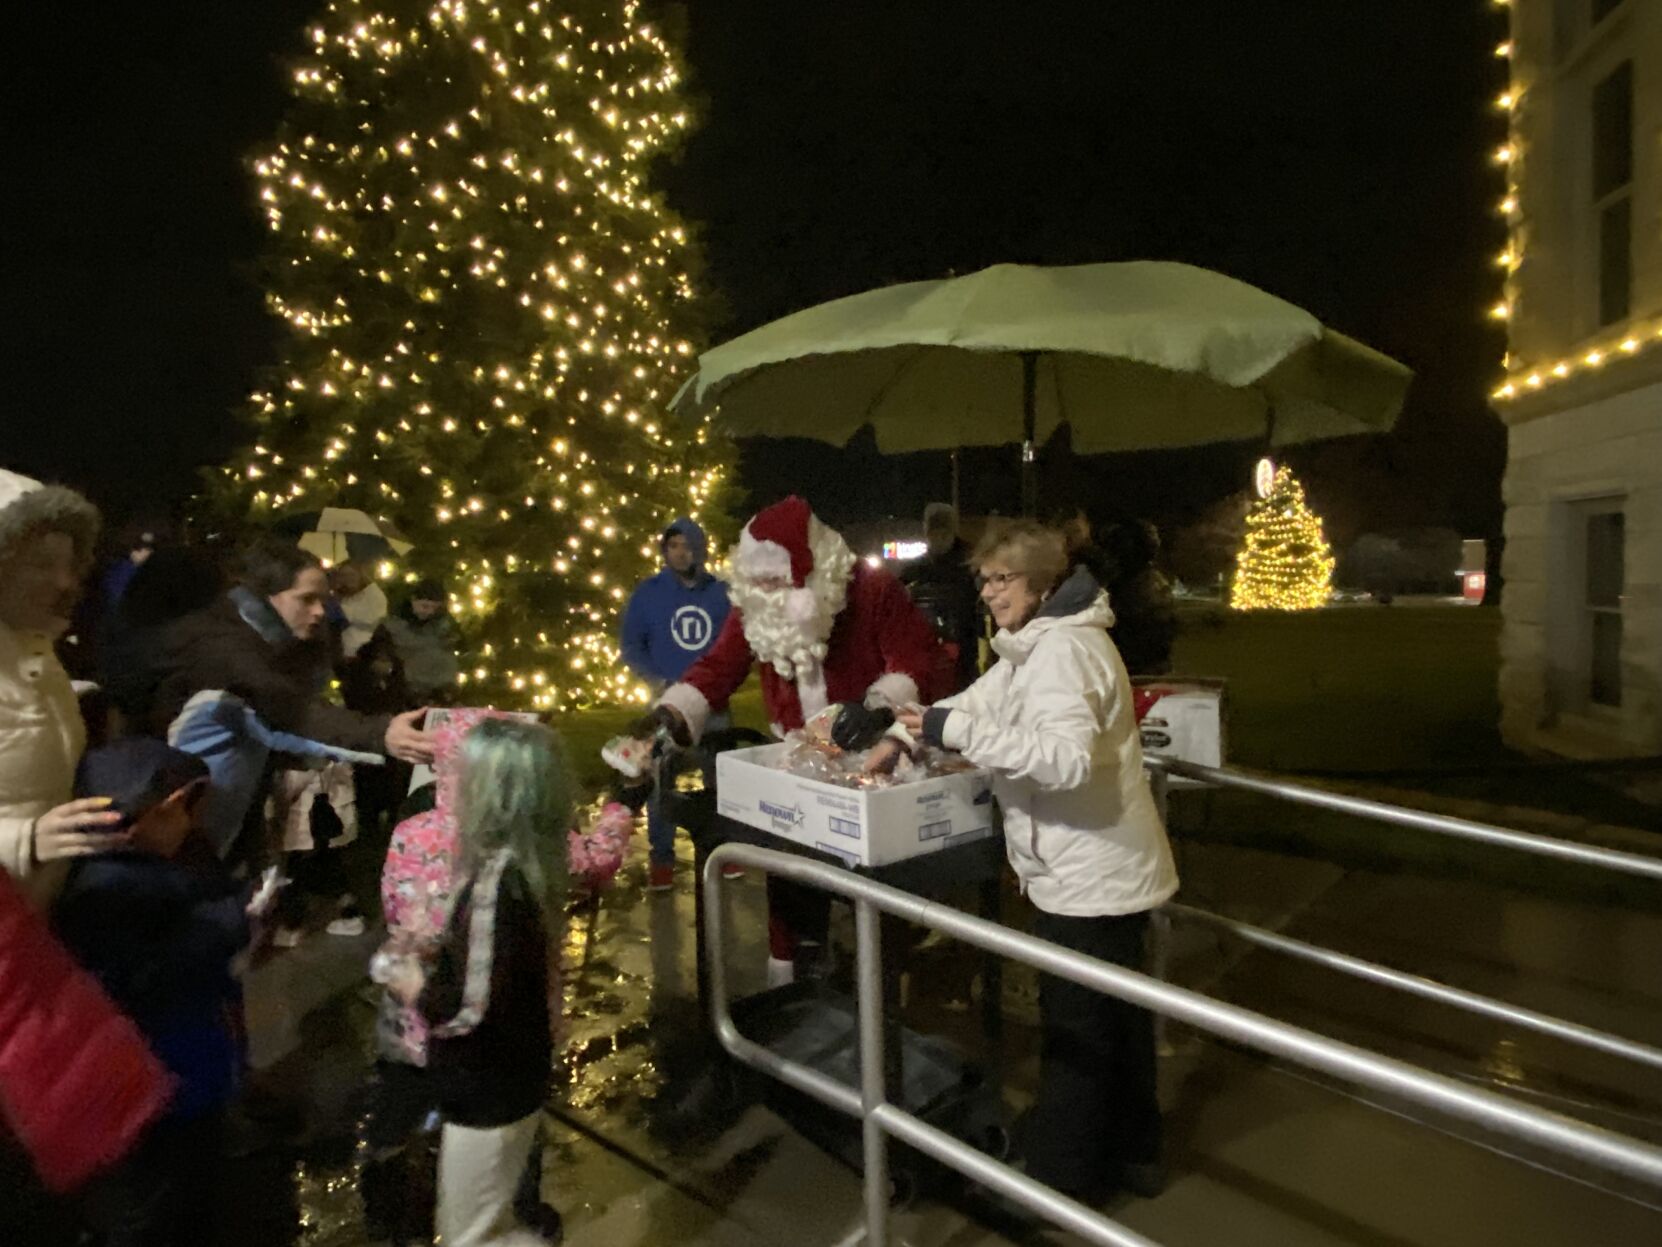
0, 868, 172, 1192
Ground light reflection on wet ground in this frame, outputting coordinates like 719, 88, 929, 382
238, 791, 1662, 1247
257, 797, 784, 1247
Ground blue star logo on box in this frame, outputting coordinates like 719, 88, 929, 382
759, 799, 805, 831
671, 604, 714, 651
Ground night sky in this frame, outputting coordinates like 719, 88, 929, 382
4, 1, 1510, 546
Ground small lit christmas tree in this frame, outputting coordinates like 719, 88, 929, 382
207, 0, 732, 710
1230, 465, 1334, 610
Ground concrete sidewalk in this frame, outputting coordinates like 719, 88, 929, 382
239, 806, 1661, 1247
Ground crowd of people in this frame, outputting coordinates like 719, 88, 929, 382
0, 464, 599, 1246
2, 461, 1181, 1245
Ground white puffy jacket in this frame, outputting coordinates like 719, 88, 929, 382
925, 572, 1177, 917
0, 469, 98, 907
0, 620, 85, 906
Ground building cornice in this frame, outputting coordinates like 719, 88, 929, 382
1496, 345, 1662, 424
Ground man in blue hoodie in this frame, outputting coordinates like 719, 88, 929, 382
619, 518, 732, 889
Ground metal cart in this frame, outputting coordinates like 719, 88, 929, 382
660, 730, 1012, 1199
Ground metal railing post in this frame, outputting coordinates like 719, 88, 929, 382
1166, 902, 1662, 1072
1147, 766, 1174, 1052
1145, 758, 1662, 883
855, 898, 890, 1246
700, 846, 1662, 1200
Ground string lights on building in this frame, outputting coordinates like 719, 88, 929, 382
1486, 0, 1662, 403
210, 0, 730, 710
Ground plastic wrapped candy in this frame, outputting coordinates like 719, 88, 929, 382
774, 727, 975, 789
799, 704, 841, 747
601, 734, 654, 781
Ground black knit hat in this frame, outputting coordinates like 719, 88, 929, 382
74, 738, 209, 829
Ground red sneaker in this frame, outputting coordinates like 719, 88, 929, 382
646, 863, 675, 892
720, 862, 745, 880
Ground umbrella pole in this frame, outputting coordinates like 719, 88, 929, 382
1020, 351, 1038, 516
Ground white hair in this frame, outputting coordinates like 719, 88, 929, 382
730, 518, 856, 679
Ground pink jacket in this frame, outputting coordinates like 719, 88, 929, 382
375, 709, 628, 1064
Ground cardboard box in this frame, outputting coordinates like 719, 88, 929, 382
716, 743, 997, 868
1132, 678, 1227, 781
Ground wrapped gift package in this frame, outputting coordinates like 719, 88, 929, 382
716, 743, 996, 868
1132, 677, 1227, 783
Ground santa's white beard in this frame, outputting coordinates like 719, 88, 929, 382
731, 537, 855, 682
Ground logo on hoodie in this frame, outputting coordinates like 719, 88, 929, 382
671, 604, 714, 651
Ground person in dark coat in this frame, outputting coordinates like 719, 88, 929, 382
899, 503, 981, 693
98, 545, 225, 735
341, 624, 415, 850
149, 541, 434, 867
1044, 504, 1176, 677
152, 541, 431, 758
55, 738, 250, 1247
383, 578, 461, 707
1096, 518, 1175, 677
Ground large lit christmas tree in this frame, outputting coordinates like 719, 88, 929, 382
1230, 465, 1334, 610
208, 0, 729, 710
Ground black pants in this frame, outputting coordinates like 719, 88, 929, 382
1020, 910, 1160, 1196
356, 761, 412, 841
0, 1130, 78, 1247
764, 875, 831, 961
276, 844, 351, 927
79, 1113, 225, 1247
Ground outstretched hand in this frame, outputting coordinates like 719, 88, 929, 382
385, 708, 437, 764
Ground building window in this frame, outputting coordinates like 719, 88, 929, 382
1584, 507, 1625, 707
1591, 61, 1632, 327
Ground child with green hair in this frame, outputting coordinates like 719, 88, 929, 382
383, 717, 572, 1246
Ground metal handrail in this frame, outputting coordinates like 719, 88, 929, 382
1145, 757, 1662, 883
1166, 901, 1662, 1072
701, 845, 1662, 1247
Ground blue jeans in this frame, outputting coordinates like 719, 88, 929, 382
647, 711, 729, 865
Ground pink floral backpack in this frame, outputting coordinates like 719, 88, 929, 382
373, 709, 630, 1065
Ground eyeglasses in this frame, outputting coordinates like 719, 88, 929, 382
977, 570, 1024, 591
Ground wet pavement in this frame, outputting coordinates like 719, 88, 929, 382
224, 792, 1660, 1247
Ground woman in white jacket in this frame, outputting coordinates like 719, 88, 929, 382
0, 468, 124, 906
895, 519, 1178, 1201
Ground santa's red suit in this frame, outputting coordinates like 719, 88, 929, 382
659, 496, 947, 738
656, 496, 948, 978
660, 562, 943, 737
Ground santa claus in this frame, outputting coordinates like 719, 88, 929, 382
638, 495, 948, 982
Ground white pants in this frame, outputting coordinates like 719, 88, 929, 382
437, 1112, 544, 1247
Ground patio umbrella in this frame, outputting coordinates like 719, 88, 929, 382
272, 507, 413, 566
673, 261, 1411, 511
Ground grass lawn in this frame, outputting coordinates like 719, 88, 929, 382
1170, 602, 1505, 774
553, 679, 770, 792
554, 602, 1650, 830
556, 603, 1506, 788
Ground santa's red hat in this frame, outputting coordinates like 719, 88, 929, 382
735, 495, 816, 587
